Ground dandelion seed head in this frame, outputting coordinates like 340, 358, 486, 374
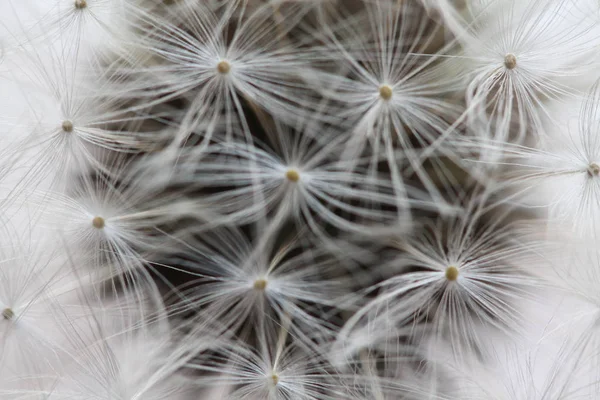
253, 278, 268, 291
74, 0, 87, 9
270, 373, 279, 386
588, 163, 600, 177
285, 169, 300, 182
62, 120, 74, 133
504, 53, 517, 70
445, 265, 459, 281
379, 84, 393, 101
92, 216, 105, 229
2, 308, 14, 320
217, 60, 231, 75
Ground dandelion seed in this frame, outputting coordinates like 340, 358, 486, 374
187, 323, 349, 399
456, 0, 600, 144
284, 169, 300, 183
378, 85, 393, 101
503, 53, 517, 70
588, 163, 600, 177
472, 81, 600, 236
126, 1, 316, 148
61, 120, 74, 133
91, 216, 105, 229
216, 60, 231, 75
170, 121, 433, 237
306, 0, 461, 205
336, 192, 544, 363
35, 153, 215, 301
253, 278, 268, 291
0, 236, 109, 387
9, 0, 130, 61
163, 223, 353, 347
0, 45, 161, 192
445, 265, 459, 281
2, 308, 14, 320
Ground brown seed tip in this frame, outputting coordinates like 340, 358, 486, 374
2, 308, 14, 320
271, 373, 279, 386
253, 279, 268, 291
504, 53, 517, 70
75, 0, 87, 9
379, 85, 393, 101
589, 163, 600, 177
92, 216, 105, 229
217, 61, 231, 74
445, 266, 459, 281
62, 120, 74, 132
285, 169, 300, 182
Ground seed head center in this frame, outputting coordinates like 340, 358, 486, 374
271, 373, 279, 386
504, 53, 517, 70
253, 278, 268, 291
2, 308, 14, 320
588, 163, 600, 177
217, 61, 231, 75
92, 216, 105, 229
62, 120, 74, 133
445, 266, 459, 281
75, 0, 87, 9
379, 85, 393, 101
285, 169, 300, 182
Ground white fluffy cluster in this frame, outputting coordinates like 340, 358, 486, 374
1, 0, 600, 399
